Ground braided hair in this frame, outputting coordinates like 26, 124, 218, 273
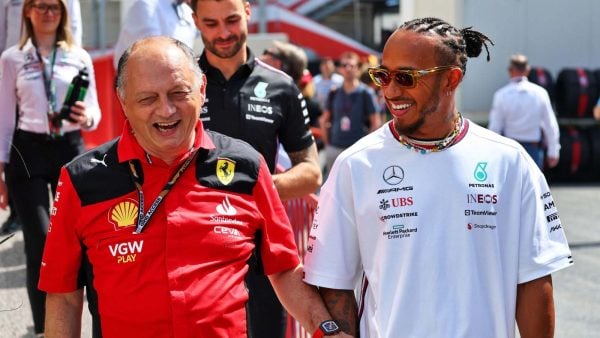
398, 17, 494, 75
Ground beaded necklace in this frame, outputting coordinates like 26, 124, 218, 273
391, 113, 465, 154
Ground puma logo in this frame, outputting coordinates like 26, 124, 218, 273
90, 154, 108, 167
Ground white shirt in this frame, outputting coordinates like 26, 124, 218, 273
0, 40, 101, 163
488, 76, 561, 158
304, 121, 572, 338
0, 0, 82, 53
112, 0, 196, 69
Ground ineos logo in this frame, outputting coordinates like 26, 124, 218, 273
382, 165, 404, 185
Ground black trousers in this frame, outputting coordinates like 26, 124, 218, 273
246, 231, 287, 338
7, 130, 84, 334
246, 272, 287, 338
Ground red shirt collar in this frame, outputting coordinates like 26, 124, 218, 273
117, 120, 215, 165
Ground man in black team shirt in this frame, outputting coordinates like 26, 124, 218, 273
191, 1, 322, 337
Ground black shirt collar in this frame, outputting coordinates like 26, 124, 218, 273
198, 48, 255, 83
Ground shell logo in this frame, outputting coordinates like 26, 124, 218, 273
109, 199, 139, 230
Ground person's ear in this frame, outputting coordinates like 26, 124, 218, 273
199, 73, 207, 103
446, 68, 463, 92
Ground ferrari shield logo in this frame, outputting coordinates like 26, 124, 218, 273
216, 158, 236, 185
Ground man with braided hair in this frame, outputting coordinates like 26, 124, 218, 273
303, 17, 572, 338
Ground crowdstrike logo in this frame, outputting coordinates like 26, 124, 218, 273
216, 195, 237, 216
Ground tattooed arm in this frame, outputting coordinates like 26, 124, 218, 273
272, 143, 322, 201
318, 287, 359, 336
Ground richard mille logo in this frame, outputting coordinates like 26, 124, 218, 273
382, 165, 404, 185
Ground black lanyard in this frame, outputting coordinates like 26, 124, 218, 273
128, 149, 198, 234
36, 44, 61, 134
36, 45, 58, 114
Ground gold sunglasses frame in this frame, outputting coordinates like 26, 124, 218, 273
368, 65, 461, 88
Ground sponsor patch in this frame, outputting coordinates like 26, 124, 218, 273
216, 158, 236, 185
108, 199, 139, 231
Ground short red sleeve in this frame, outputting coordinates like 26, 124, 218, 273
254, 160, 300, 275
39, 167, 84, 292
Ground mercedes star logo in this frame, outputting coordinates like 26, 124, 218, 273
382, 165, 404, 185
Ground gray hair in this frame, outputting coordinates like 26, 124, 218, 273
114, 37, 203, 99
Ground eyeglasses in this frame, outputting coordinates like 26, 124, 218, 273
32, 3, 62, 14
340, 62, 357, 69
368, 65, 460, 88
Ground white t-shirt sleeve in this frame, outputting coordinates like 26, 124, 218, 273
517, 154, 572, 283
304, 158, 362, 290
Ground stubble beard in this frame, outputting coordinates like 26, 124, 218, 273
393, 80, 442, 138
203, 32, 246, 59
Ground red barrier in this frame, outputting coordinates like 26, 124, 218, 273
284, 193, 318, 338
81, 53, 125, 149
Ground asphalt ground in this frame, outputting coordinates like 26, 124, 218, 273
0, 183, 599, 337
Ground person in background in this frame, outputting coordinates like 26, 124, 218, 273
112, 0, 196, 69
0, 0, 100, 335
488, 54, 560, 169
261, 40, 305, 87
593, 97, 600, 120
261, 40, 323, 167
0, 0, 81, 52
320, 51, 381, 178
0, 0, 81, 235
303, 17, 572, 338
39, 36, 350, 338
192, 1, 321, 337
314, 56, 343, 109
300, 69, 325, 153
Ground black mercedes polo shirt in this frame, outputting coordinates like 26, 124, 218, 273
198, 49, 314, 173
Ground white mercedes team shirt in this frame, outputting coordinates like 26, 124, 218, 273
112, 0, 196, 69
0, 0, 82, 53
488, 76, 561, 158
304, 120, 572, 338
0, 40, 101, 163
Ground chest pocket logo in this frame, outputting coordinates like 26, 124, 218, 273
254, 82, 268, 98
217, 157, 236, 186
108, 199, 139, 231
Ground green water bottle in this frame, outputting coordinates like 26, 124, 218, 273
59, 68, 90, 122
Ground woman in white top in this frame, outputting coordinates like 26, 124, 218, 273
0, 0, 99, 335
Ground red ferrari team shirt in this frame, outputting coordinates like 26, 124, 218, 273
39, 122, 300, 337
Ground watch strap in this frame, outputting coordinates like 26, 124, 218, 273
313, 319, 341, 337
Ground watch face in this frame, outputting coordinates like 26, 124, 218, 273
321, 320, 340, 334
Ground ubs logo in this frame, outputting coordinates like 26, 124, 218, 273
383, 165, 404, 185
